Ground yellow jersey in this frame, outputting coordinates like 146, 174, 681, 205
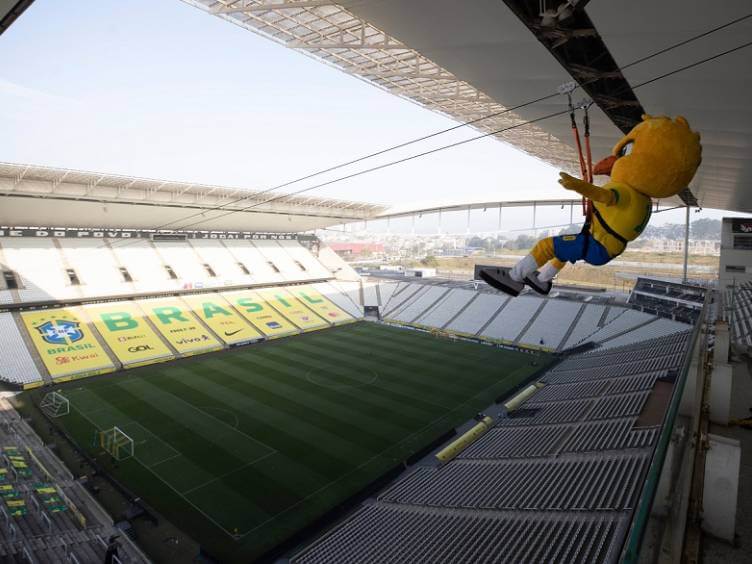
590, 182, 652, 257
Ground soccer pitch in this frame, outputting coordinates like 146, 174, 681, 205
36, 322, 548, 562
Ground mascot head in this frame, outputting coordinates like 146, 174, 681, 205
593, 114, 702, 199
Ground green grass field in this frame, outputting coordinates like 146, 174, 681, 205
26, 322, 548, 562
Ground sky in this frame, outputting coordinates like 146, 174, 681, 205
0, 0, 740, 234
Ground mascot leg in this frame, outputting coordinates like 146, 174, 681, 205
538, 258, 566, 282
481, 237, 558, 297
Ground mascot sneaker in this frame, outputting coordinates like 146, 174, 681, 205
479, 267, 524, 297
524, 272, 552, 296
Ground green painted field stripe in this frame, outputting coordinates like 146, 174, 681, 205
331, 327, 514, 368
172, 361, 385, 459
281, 340, 479, 406
199, 356, 412, 440
255, 347, 451, 415
284, 337, 502, 399
228, 349, 441, 422
163, 365, 363, 480
97, 382, 254, 492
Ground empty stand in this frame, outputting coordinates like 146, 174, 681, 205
294, 328, 694, 564
562, 304, 607, 349
0, 238, 80, 302
519, 299, 583, 349
315, 281, 363, 318
440, 293, 503, 336
478, 296, 542, 343
414, 288, 475, 329
109, 238, 180, 293
277, 239, 331, 279
0, 314, 43, 387
189, 239, 254, 285
57, 239, 131, 298
252, 240, 314, 282
387, 285, 450, 324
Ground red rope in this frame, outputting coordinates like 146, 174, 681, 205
570, 114, 588, 217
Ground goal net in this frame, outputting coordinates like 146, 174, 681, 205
40, 392, 69, 418
99, 426, 134, 461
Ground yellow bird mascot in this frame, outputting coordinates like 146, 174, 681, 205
482, 114, 702, 297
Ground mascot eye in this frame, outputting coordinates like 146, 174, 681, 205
619, 141, 634, 157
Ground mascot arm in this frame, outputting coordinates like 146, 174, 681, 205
558, 172, 616, 205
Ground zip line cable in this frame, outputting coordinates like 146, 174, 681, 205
106, 12, 752, 244
159, 38, 752, 235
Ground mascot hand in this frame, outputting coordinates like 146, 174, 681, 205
558, 172, 615, 205
558, 172, 592, 192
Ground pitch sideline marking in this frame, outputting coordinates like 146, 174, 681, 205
70, 403, 241, 538
146, 380, 278, 459
237, 365, 532, 539
180, 450, 277, 496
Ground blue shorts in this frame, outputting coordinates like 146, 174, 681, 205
553, 232, 614, 266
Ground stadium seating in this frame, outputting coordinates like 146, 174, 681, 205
0, 313, 44, 387
1, 238, 80, 303
0, 282, 356, 388
390, 285, 451, 324
444, 292, 508, 336
413, 288, 476, 328
315, 281, 363, 318
0, 396, 147, 562
293, 330, 693, 563
723, 281, 752, 347
0, 236, 335, 304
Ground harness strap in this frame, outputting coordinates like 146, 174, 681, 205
591, 205, 629, 246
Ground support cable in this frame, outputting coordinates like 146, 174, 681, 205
105, 13, 752, 246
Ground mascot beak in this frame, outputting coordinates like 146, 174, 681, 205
592, 155, 617, 176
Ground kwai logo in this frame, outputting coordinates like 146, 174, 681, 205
37, 319, 83, 345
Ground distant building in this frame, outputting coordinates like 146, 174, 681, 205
635, 238, 720, 255
329, 242, 385, 256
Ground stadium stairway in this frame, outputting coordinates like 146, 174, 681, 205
440, 292, 479, 330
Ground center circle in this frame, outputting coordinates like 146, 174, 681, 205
305, 368, 379, 389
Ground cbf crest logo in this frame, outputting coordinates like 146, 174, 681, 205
36, 318, 84, 345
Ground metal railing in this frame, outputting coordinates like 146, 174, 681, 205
620, 290, 711, 562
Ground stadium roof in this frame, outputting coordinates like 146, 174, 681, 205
0, 162, 387, 232
182, 0, 752, 213
0, 0, 34, 35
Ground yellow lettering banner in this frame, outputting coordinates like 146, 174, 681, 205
137, 298, 222, 355
83, 302, 174, 366
255, 288, 328, 332
181, 295, 262, 345
21, 308, 115, 378
221, 290, 298, 338
288, 286, 352, 325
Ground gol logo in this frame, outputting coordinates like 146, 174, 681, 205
127, 344, 155, 353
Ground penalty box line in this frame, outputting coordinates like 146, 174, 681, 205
70, 403, 243, 539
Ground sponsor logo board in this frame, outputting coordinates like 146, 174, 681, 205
255, 288, 328, 331
21, 309, 115, 378
137, 298, 222, 354
181, 295, 261, 345
84, 302, 174, 366
220, 290, 298, 337
290, 286, 351, 324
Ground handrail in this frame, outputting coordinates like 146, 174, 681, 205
620, 290, 710, 562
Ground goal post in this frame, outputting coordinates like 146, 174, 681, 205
40, 392, 69, 418
99, 426, 134, 461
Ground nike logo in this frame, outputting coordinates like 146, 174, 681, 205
224, 329, 243, 336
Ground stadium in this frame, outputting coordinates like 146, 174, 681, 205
0, 1, 750, 563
